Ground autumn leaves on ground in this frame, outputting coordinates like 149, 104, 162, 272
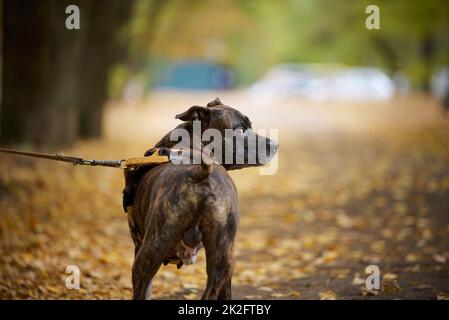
1, 92, 449, 300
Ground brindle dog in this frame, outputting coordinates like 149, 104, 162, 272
128, 98, 278, 300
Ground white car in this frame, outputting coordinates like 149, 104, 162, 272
248, 64, 395, 103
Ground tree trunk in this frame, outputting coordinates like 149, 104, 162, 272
78, 0, 134, 139
420, 32, 435, 93
1, 0, 83, 146
1, 0, 134, 145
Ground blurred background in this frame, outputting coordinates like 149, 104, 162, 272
0, 0, 449, 299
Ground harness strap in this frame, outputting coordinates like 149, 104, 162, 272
123, 147, 187, 269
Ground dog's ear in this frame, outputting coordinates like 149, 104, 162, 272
175, 106, 210, 122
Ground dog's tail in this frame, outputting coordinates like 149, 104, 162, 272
190, 160, 213, 181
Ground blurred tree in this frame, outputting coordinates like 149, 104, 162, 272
1, 0, 447, 147
1, 0, 134, 145
230, 0, 449, 88
108, 0, 168, 98
2, 0, 82, 145
78, 0, 134, 138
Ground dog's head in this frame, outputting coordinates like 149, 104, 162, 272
173, 98, 278, 170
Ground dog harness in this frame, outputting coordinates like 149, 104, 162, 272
122, 148, 192, 268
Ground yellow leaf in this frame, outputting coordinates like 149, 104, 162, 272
319, 290, 336, 300
383, 272, 398, 280
433, 254, 446, 264
437, 292, 449, 300
183, 293, 198, 300
270, 291, 301, 298
352, 273, 365, 286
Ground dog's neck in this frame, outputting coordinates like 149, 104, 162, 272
153, 121, 211, 154
147, 121, 225, 168
154, 122, 198, 149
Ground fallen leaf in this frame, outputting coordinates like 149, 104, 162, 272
244, 294, 263, 299
361, 287, 379, 296
182, 283, 198, 290
382, 280, 401, 294
413, 284, 433, 291
258, 286, 274, 292
336, 213, 354, 229
183, 293, 198, 300
319, 290, 336, 300
437, 292, 449, 300
352, 273, 365, 286
433, 254, 447, 264
383, 272, 398, 280
405, 254, 419, 262
270, 291, 301, 298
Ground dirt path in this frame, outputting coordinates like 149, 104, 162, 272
1, 93, 449, 299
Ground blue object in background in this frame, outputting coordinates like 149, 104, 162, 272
153, 60, 234, 90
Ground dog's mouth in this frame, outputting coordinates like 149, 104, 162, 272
220, 138, 278, 169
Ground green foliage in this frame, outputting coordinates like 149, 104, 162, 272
126, 0, 449, 87
108, 64, 132, 99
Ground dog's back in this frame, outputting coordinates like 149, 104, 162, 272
134, 162, 237, 236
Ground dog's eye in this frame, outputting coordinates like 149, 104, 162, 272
234, 127, 245, 135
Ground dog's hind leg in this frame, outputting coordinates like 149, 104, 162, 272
131, 230, 179, 300
201, 216, 237, 300
145, 280, 153, 299
217, 278, 232, 300
131, 242, 162, 300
